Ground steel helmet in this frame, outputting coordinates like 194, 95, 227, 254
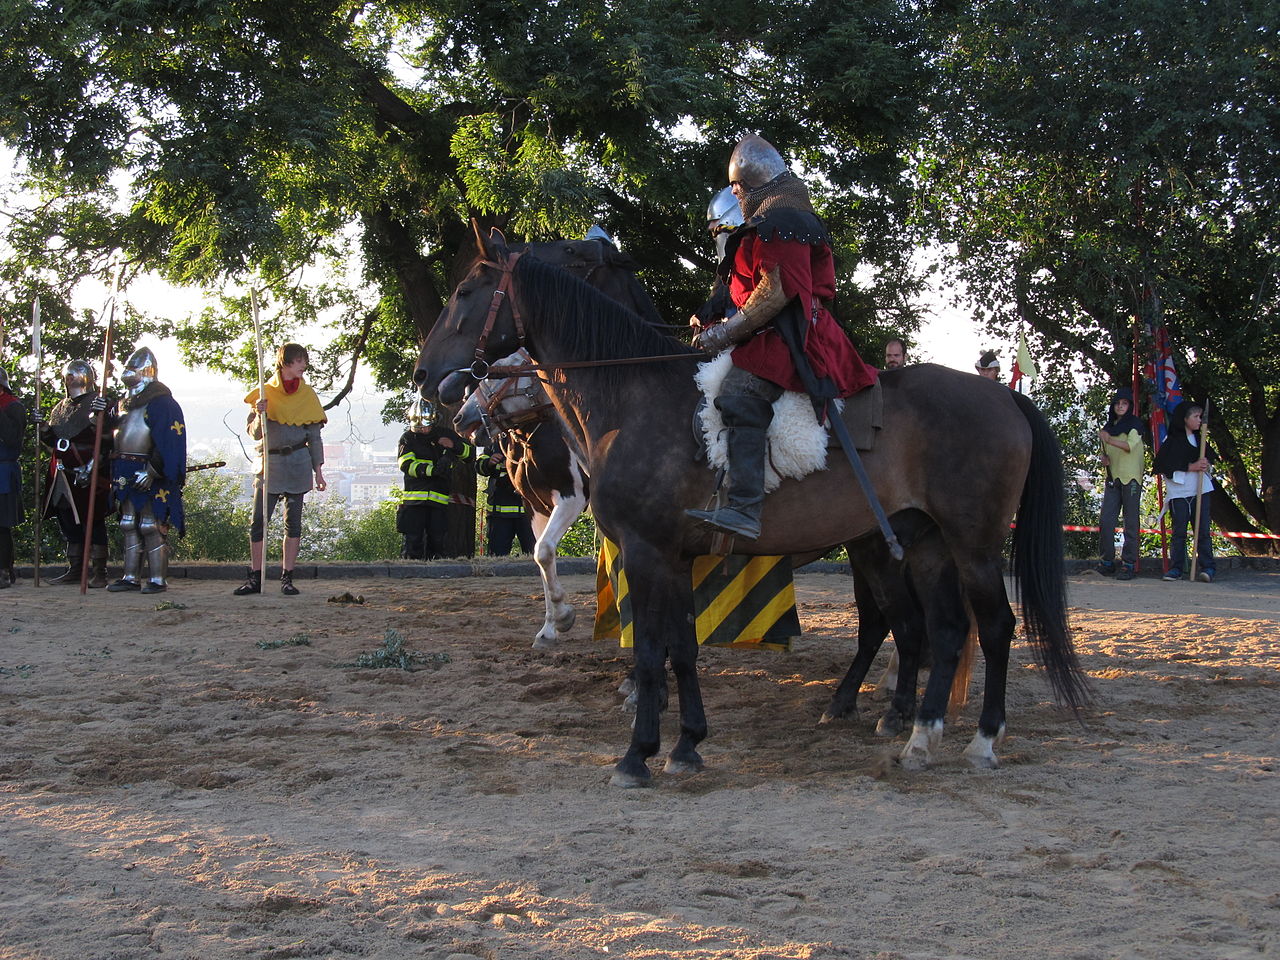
407, 396, 437, 429
120, 346, 158, 393
63, 359, 97, 398
728, 134, 787, 191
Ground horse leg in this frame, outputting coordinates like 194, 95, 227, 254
900, 553, 968, 771
611, 544, 698, 788
531, 490, 587, 649
960, 567, 1015, 769
820, 562, 889, 723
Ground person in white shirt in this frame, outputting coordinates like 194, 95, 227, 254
1152, 400, 1217, 582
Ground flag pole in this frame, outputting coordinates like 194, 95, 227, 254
80, 272, 120, 594
30, 297, 43, 585
1190, 400, 1210, 582
250, 289, 268, 590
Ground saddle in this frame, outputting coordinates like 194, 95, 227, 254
694, 352, 882, 492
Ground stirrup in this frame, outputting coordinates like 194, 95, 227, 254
685, 506, 761, 540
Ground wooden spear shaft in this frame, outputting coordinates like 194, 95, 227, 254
31, 297, 43, 585
80, 277, 119, 594
1190, 400, 1211, 582
250, 289, 268, 589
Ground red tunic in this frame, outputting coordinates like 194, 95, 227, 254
727, 232, 877, 397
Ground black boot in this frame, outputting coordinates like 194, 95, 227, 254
88, 546, 109, 589
280, 569, 300, 596
686, 394, 773, 539
233, 568, 262, 596
48, 547, 84, 585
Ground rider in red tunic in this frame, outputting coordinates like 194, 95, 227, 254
687, 135, 878, 539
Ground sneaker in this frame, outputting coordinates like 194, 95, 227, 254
140, 580, 167, 595
1162, 569, 1181, 582
107, 578, 141, 592
1116, 564, 1134, 581
1196, 570, 1215, 583
1095, 561, 1116, 577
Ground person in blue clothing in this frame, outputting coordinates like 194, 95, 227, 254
0, 367, 27, 588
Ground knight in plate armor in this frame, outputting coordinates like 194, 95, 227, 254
686, 135, 878, 539
107, 347, 187, 594
39, 360, 116, 587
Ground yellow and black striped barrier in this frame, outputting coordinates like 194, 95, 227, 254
593, 536, 800, 651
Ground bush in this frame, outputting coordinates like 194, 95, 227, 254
330, 498, 402, 561
173, 470, 253, 561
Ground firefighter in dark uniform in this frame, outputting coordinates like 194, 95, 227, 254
476, 441, 535, 556
40, 359, 116, 587
396, 399, 472, 559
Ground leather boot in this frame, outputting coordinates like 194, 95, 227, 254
280, 569, 300, 596
48, 546, 84, 585
233, 568, 262, 596
685, 394, 774, 539
88, 546, 109, 589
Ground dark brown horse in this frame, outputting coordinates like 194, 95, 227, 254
417, 234, 1087, 786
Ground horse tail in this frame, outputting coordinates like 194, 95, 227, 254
1009, 391, 1092, 715
946, 620, 978, 720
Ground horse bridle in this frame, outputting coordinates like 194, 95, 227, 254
462, 250, 527, 382
456, 248, 700, 383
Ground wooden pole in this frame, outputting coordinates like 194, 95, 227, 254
1190, 400, 1210, 582
30, 297, 43, 585
79, 278, 119, 594
250, 289, 268, 588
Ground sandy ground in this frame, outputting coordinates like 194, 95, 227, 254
1, 566, 1277, 960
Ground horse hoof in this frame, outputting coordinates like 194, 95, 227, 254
965, 751, 1000, 770
875, 713, 904, 737
610, 769, 653, 788
899, 748, 932, 772
554, 607, 577, 632
664, 754, 704, 775
622, 691, 638, 713
532, 631, 558, 650
963, 729, 1004, 769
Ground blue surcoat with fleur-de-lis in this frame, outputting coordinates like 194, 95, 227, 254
111, 383, 187, 535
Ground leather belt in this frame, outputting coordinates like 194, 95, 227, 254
267, 440, 309, 456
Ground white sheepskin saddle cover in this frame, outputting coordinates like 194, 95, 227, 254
695, 351, 835, 493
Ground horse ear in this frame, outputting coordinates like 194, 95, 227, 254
488, 227, 508, 248
471, 219, 487, 258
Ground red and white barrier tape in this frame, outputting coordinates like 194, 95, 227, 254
1057, 523, 1280, 540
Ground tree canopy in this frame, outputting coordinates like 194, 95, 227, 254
2, 0, 1277, 547
0, 0, 932, 399
917, 0, 1280, 545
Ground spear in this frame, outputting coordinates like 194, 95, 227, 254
1190, 399, 1211, 582
250, 288, 268, 590
31, 296, 43, 585
80, 273, 120, 594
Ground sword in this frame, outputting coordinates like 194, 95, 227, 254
186, 461, 227, 473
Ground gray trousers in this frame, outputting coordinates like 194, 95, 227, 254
1099, 478, 1142, 566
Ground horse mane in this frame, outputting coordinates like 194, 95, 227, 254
512, 253, 699, 393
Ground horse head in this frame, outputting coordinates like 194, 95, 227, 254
414, 224, 524, 405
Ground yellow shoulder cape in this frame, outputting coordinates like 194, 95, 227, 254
244, 373, 327, 426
